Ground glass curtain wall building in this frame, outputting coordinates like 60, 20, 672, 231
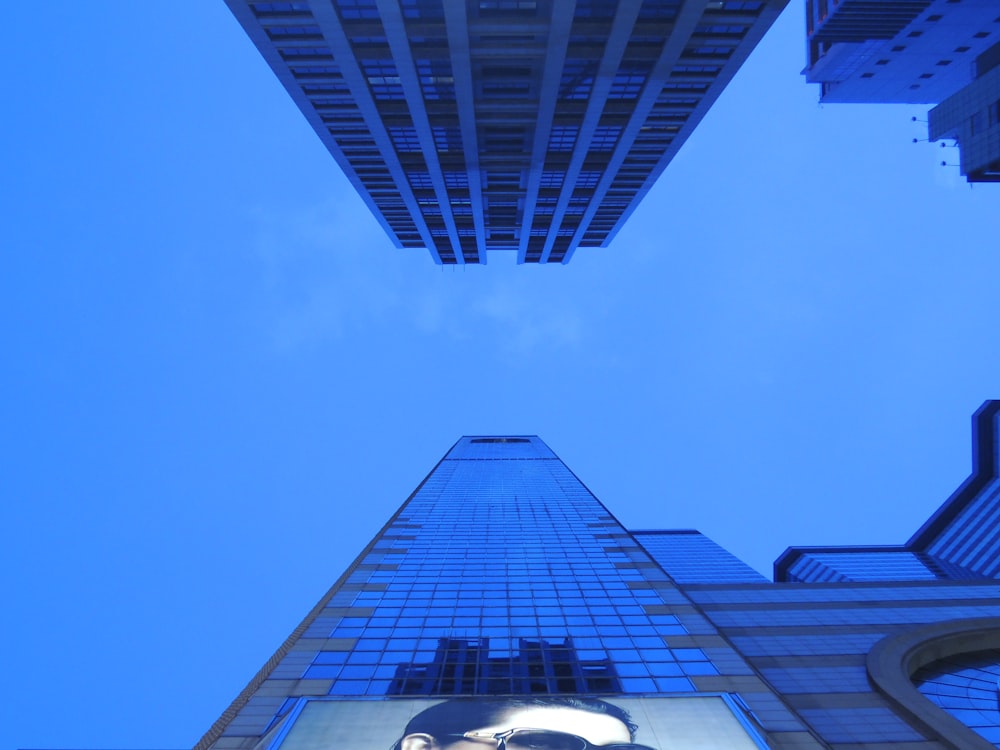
224, 0, 787, 264
198, 403, 1000, 750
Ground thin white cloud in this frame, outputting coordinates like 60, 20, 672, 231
248, 198, 593, 357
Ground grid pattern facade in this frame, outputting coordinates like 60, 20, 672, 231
198, 436, 818, 750
197, 402, 1000, 750
777, 401, 1000, 586
929, 43, 1000, 182
225, 0, 786, 264
804, 0, 1000, 104
924, 478, 1000, 577
915, 649, 1000, 743
633, 530, 768, 584
779, 548, 987, 583
689, 581, 1000, 746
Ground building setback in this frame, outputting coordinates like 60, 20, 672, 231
198, 402, 1000, 750
224, 0, 786, 264
803, 0, 1000, 182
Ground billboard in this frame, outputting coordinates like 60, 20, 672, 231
260, 695, 768, 750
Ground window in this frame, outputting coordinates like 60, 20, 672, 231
335, 0, 380, 20
251, 1, 311, 16
548, 126, 579, 151
971, 110, 986, 135
479, 0, 538, 14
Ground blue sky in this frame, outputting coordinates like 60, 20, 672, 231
3, 2, 999, 749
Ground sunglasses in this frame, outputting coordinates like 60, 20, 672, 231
450, 728, 656, 750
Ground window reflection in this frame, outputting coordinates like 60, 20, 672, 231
387, 637, 622, 695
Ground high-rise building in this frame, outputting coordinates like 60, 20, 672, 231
929, 43, 1000, 182
803, 0, 1000, 182
224, 0, 786, 264
197, 403, 1000, 750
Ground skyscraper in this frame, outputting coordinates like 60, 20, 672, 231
224, 0, 787, 264
803, 0, 1000, 182
198, 403, 1000, 750
929, 43, 1000, 182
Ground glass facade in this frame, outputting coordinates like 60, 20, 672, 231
197, 403, 1000, 750
915, 649, 1000, 744
779, 548, 987, 583
924, 479, 1000, 578
200, 437, 780, 749
633, 530, 766, 584
777, 402, 1000, 586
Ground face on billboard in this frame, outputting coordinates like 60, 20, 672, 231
399, 702, 640, 750
263, 695, 767, 750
